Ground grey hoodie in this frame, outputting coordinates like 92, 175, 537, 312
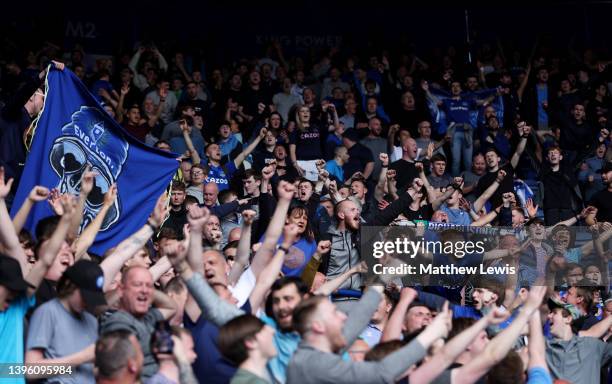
325, 224, 361, 291
546, 335, 612, 384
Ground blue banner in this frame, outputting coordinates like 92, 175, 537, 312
11, 67, 178, 255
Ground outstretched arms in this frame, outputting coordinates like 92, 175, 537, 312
233, 128, 267, 167
12, 186, 50, 234
228, 209, 256, 285
454, 286, 546, 384
510, 122, 531, 169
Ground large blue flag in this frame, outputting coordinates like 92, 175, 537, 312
11, 67, 178, 255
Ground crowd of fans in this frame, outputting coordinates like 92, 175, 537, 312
1, 35, 612, 384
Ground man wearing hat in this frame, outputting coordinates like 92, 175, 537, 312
545, 297, 612, 384
587, 161, 612, 224
25, 260, 107, 384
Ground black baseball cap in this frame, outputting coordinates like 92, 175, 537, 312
63, 260, 107, 308
0, 255, 28, 293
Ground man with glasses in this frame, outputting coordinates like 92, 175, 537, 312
186, 164, 206, 203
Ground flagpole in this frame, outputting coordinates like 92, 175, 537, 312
465, 9, 472, 64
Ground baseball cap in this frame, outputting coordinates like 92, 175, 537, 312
63, 260, 107, 308
0, 255, 28, 293
596, 161, 612, 174
547, 297, 581, 320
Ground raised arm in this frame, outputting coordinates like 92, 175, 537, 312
149, 256, 172, 283
12, 186, 50, 234
233, 128, 267, 167
379, 303, 452, 382
25, 195, 77, 296
148, 88, 167, 128
545, 206, 593, 237
415, 160, 437, 204
432, 177, 460, 211
115, 86, 128, 124
73, 184, 118, 260
386, 170, 399, 201
185, 206, 210, 276
411, 307, 509, 384
516, 63, 532, 102
180, 119, 201, 164
470, 209, 499, 227
100, 193, 168, 291
128, 48, 143, 75
527, 309, 550, 373
578, 313, 612, 338
510, 122, 531, 169
152, 47, 168, 72
579, 220, 612, 257
454, 286, 546, 384
585, 204, 598, 226
374, 153, 390, 201
329, 104, 340, 132
300, 240, 330, 288
387, 124, 400, 155
67, 168, 97, 243
260, 163, 275, 195
314, 260, 365, 296
421, 81, 443, 106
338, 303, 451, 384
475, 90, 499, 107
249, 181, 295, 276
341, 286, 384, 350
249, 223, 300, 314
473, 170, 505, 213
228, 210, 255, 285
363, 161, 375, 181
381, 287, 418, 342
0, 167, 28, 272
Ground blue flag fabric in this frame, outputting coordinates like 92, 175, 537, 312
10, 67, 178, 255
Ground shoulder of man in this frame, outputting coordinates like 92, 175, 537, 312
99, 309, 139, 334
